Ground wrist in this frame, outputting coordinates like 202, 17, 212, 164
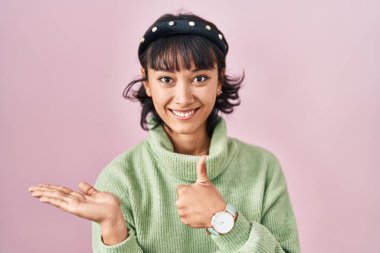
100, 212, 128, 245
100, 208, 123, 227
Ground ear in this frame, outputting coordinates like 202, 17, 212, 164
141, 67, 152, 97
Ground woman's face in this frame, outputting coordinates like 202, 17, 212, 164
142, 62, 221, 137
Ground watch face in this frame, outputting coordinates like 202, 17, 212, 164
211, 211, 234, 234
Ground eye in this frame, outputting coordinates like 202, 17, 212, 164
193, 75, 208, 83
158, 76, 173, 84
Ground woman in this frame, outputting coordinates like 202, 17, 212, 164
29, 12, 300, 253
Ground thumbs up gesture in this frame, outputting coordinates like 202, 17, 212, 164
175, 155, 227, 228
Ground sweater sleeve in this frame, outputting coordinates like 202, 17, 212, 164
91, 160, 144, 253
211, 157, 301, 253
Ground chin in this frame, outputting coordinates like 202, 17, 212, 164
168, 124, 198, 135
162, 118, 205, 135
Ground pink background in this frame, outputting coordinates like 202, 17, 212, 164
1, 1, 379, 252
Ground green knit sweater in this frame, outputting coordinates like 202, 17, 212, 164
92, 118, 300, 253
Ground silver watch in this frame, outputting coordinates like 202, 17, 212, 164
206, 203, 237, 236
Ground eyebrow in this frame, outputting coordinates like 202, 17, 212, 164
191, 67, 214, 72
153, 67, 214, 73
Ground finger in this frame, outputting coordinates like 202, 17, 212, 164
29, 185, 86, 202
31, 188, 60, 197
176, 185, 189, 198
78, 181, 98, 196
29, 184, 49, 192
31, 186, 67, 195
31, 189, 72, 202
39, 184, 73, 194
30, 186, 78, 201
29, 184, 72, 195
39, 196, 69, 209
196, 155, 209, 184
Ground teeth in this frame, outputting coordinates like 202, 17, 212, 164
172, 109, 195, 118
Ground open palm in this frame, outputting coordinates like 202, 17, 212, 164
29, 182, 121, 225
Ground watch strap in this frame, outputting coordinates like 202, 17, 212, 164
225, 203, 237, 217
207, 227, 221, 236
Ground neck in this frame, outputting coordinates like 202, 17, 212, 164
163, 124, 210, 156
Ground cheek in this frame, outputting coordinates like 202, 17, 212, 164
151, 90, 171, 109
198, 90, 217, 105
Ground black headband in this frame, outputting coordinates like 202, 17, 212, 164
138, 19, 229, 58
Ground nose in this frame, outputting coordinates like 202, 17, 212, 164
174, 82, 194, 106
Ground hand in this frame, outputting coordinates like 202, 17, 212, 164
175, 155, 227, 228
28, 182, 123, 227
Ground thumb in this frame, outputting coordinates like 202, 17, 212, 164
196, 155, 209, 184
78, 181, 99, 196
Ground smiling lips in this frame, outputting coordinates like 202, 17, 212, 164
170, 108, 199, 120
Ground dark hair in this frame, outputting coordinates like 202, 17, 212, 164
123, 12, 244, 136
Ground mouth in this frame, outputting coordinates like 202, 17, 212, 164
169, 108, 199, 120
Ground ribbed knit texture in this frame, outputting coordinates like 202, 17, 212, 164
92, 118, 300, 253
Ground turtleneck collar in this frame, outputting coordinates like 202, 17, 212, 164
146, 117, 232, 182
